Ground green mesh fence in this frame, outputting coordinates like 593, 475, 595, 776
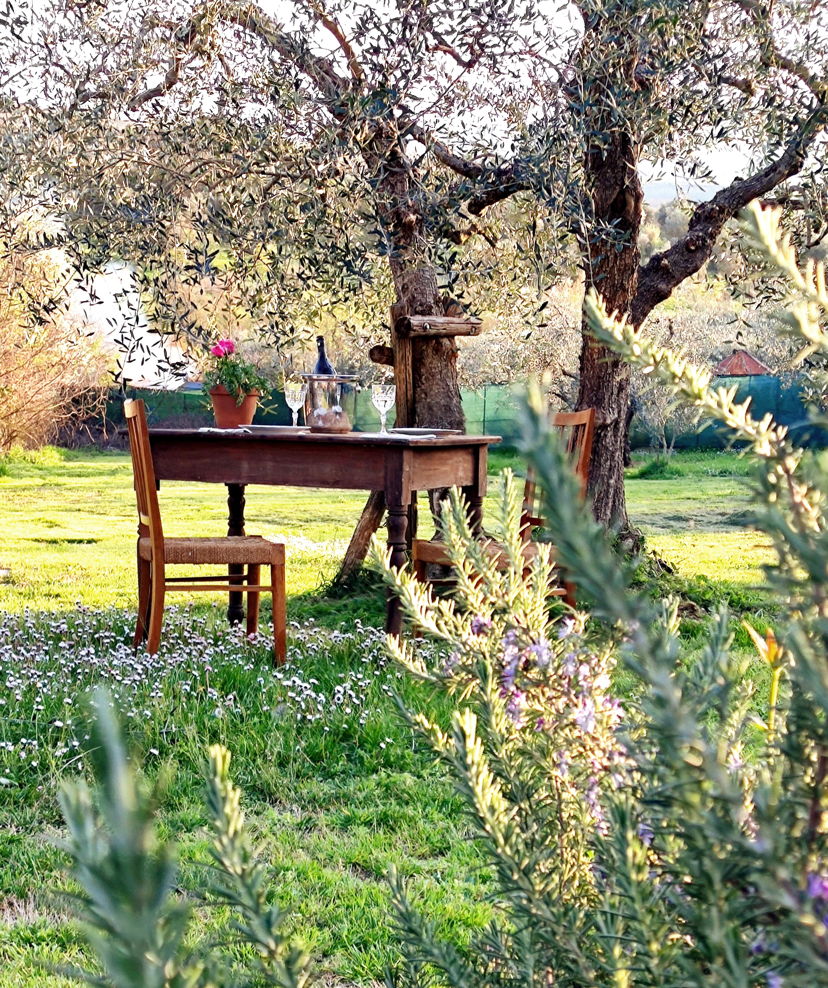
106, 376, 820, 449
106, 387, 291, 429
649, 376, 820, 450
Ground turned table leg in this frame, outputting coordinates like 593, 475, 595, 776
385, 499, 409, 636
226, 483, 246, 625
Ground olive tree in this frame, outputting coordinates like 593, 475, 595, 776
0, 0, 537, 432
3, 1, 827, 537
411, 0, 828, 529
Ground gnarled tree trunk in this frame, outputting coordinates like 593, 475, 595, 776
380, 148, 465, 431
576, 130, 644, 533
334, 146, 464, 583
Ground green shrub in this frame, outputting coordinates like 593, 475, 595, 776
627, 454, 684, 479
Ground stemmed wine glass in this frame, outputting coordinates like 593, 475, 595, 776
371, 383, 396, 435
284, 381, 308, 427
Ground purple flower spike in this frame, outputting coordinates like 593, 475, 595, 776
806, 872, 828, 901
470, 615, 492, 636
574, 697, 596, 733
505, 689, 525, 726
527, 638, 551, 668
804, 872, 828, 930
557, 617, 575, 639
501, 654, 519, 690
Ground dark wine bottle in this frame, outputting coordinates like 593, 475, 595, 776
313, 335, 336, 375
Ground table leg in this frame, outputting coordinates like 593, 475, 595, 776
464, 486, 484, 538
226, 483, 246, 625
385, 500, 409, 636
407, 498, 418, 547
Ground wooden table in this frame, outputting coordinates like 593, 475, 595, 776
148, 428, 501, 634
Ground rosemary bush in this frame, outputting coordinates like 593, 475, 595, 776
59, 692, 308, 988
376, 204, 828, 987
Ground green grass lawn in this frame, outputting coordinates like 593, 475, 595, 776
0, 446, 772, 615
0, 444, 777, 986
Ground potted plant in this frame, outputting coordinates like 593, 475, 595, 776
202, 339, 270, 428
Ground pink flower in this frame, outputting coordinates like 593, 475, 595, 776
210, 339, 235, 357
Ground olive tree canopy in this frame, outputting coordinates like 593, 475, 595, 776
428, 0, 828, 528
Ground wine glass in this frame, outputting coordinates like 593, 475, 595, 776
371, 383, 396, 434
284, 381, 307, 427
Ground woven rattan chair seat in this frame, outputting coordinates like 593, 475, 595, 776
139, 536, 284, 566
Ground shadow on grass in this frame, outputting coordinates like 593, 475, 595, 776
289, 566, 387, 627
630, 549, 774, 625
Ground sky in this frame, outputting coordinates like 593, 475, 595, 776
640, 148, 751, 203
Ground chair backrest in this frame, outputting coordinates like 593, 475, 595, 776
521, 407, 596, 532
124, 399, 163, 549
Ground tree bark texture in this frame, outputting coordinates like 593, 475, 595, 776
334, 142, 464, 584
373, 143, 465, 432
576, 129, 644, 531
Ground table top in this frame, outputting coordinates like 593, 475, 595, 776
149, 428, 502, 448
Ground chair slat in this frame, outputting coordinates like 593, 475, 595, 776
125, 399, 164, 551
519, 408, 596, 536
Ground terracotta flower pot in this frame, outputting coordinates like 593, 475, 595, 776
209, 386, 260, 428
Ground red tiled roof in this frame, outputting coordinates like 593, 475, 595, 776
713, 349, 773, 377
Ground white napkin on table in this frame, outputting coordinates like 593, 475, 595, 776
197, 427, 252, 434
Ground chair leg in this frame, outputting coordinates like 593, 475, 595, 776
247, 564, 261, 637
563, 578, 577, 609
146, 563, 166, 655
271, 562, 287, 667
412, 549, 427, 584
133, 556, 152, 648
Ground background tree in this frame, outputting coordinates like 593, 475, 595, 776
429, 0, 828, 531
0, 229, 109, 452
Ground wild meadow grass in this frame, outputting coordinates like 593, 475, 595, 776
1, 606, 488, 986
0, 444, 779, 985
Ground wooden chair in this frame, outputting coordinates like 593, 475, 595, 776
412, 408, 596, 607
125, 399, 287, 664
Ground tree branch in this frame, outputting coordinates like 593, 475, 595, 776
729, 0, 827, 100
717, 73, 757, 96
126, 1, 351, 118
128, 54, 189, 110
301, 0, 364, 81
402, 118, 486, 179
465, 176, 528, 217
806, 222, 828, 251
401, 118, 527, 214
632, 103, 828, 327
426, 29, 482, 71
